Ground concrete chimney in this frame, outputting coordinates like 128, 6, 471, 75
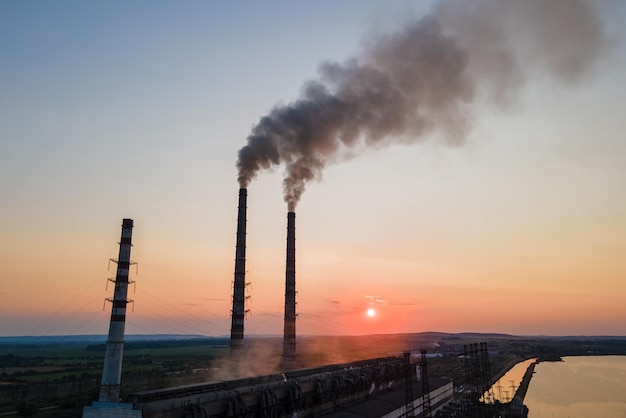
282, 211, 296, 369
230, 188, 247, 351
99, 218, 134, 403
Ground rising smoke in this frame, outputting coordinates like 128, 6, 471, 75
237, 0, 609, 211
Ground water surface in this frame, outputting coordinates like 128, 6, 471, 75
525, 356, 626, 417
484, 358, 535, 403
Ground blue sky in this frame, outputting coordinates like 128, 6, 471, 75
1, 1, 625, 337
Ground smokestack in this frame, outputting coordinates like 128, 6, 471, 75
230, 188, 247, 351
282, 211, 297, 369
99, 218, 134, 403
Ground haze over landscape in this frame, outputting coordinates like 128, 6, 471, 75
1, 0, 625, 338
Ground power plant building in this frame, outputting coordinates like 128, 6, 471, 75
129, 357, 454, 418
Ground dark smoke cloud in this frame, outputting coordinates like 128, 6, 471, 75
237, 0, 609, 210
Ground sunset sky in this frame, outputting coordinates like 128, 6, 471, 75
1, 1, 625, 338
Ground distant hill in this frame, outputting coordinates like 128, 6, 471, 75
1, 332, 624, 346
0, 334, 227, 346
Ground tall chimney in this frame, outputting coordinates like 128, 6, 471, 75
282, 211, 297, 369
99, 218, 134, 402
230, 188, 247, 351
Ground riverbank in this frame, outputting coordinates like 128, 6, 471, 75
513, 360, 536, 402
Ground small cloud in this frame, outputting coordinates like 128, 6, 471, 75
365, 295, 388, 306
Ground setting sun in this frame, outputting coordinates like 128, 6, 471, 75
367, 308, 376, 318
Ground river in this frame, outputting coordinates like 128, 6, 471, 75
524, 356, 626, 417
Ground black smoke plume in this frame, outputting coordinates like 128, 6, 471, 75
237, 0, 609, 210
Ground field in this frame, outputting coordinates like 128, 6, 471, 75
0, 337, 230, 417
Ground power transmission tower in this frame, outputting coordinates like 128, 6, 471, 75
404, 352, 415, 417
420, 349, 433, 418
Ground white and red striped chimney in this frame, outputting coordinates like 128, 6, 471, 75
99, 218, 134, 402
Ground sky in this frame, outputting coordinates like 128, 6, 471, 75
1, 0, 625, 338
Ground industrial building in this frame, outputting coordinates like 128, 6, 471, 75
129, 356, 453, 418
